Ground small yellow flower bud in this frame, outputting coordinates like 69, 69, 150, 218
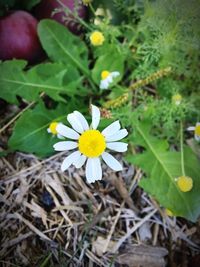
165, 209, 174, 217
82, 0, 92, 5
90, 31, 105, 46
176, 176, 193, 192
195, 124, 200, 137
49, 122, 59, 135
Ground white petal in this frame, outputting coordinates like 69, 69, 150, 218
61, 151, 81, 171
106, 75, 113, 83
100, 72, 119, 90
195, 135, 200, 141
47, 128, 51, 133
187, 126, 195, 131
86, 159, 93, 183
105, 129, 128, 142
102, 121, 121, 137
93, 157, 102, 180
102, 152, 122, 171
91, 105, 100, 129
100, 80, 109, 89
56, 123, 80, 140
111, 71, 120, 78
67, 113, 84, 133
175, 100, 181, 105
106, 142, 128, 152
53, 141, 78, 151
86, 157, 102, 183
74, 154, 87, 168
73, 111, 89, 131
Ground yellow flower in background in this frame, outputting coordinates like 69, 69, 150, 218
47, 122, 63, 139
187, 122, 200, 141
100, 70, 120, 89
172, 94, 182, 105
53, 105, 128, 183
165, 209, 174, 217
176, 176, 193, 192
90, 31, 105, 46
82, 0, 92, 6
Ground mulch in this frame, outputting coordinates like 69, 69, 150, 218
0, 151, 200, 267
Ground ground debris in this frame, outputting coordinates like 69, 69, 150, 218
116, 244, 168, 267
0, 152, 199, 266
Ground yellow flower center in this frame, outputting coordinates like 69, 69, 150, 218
195, 125, 200, 136
49, 122, 59, 135
172, 94, 182, 103
90, 31, 105, 46
177, 176, 193, 192
101, 70, 110, 80
78, 130, 106, 157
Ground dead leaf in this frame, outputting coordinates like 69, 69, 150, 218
106, 174, 138, 213
14, 178, 29, 204
138, 222, 152, 241
24, 199, 48, 228
92, 236, 116, 257
116, 244, 168, 267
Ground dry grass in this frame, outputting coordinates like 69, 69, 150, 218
0, 152, 200, 267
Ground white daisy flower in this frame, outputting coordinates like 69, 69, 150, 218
100, 70, 120, 90
47, 122, 64, 139
187, 122, 200, 141
53, 105, 128, 183
172, 94, 182, 106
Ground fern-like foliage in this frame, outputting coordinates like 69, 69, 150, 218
127, 119, 200, 222
136, 0, 200, 88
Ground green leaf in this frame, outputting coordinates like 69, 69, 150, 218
32, 62, 82, 99
0, 60, 39, 104
91, 47, 124, 85
127, 120, 200, 222
38, 19, 90, 77
8, 101, 76, 157
0, 60, 81, 104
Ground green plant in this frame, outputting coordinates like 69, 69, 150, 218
127, 119, 200, 222
0, 1, 199, 221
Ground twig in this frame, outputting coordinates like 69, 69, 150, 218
1, 232, 33, 250
103, 201, 125, 253
112, 209, 157, 253
0, 151, 66, 184
0, 92, 44, 135
0, 101, 34, 134
14, 212, 52, 241
153, 223, 159, 246
45, 185, 73, 226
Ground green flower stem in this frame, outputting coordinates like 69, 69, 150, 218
89, 3, 96, 17
55, 0, 96, 90
180, 121, 186, 176
57, 0, 93, 31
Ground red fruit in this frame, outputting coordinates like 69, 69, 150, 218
0, 11, 44, 64
34, 0, 87, 35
